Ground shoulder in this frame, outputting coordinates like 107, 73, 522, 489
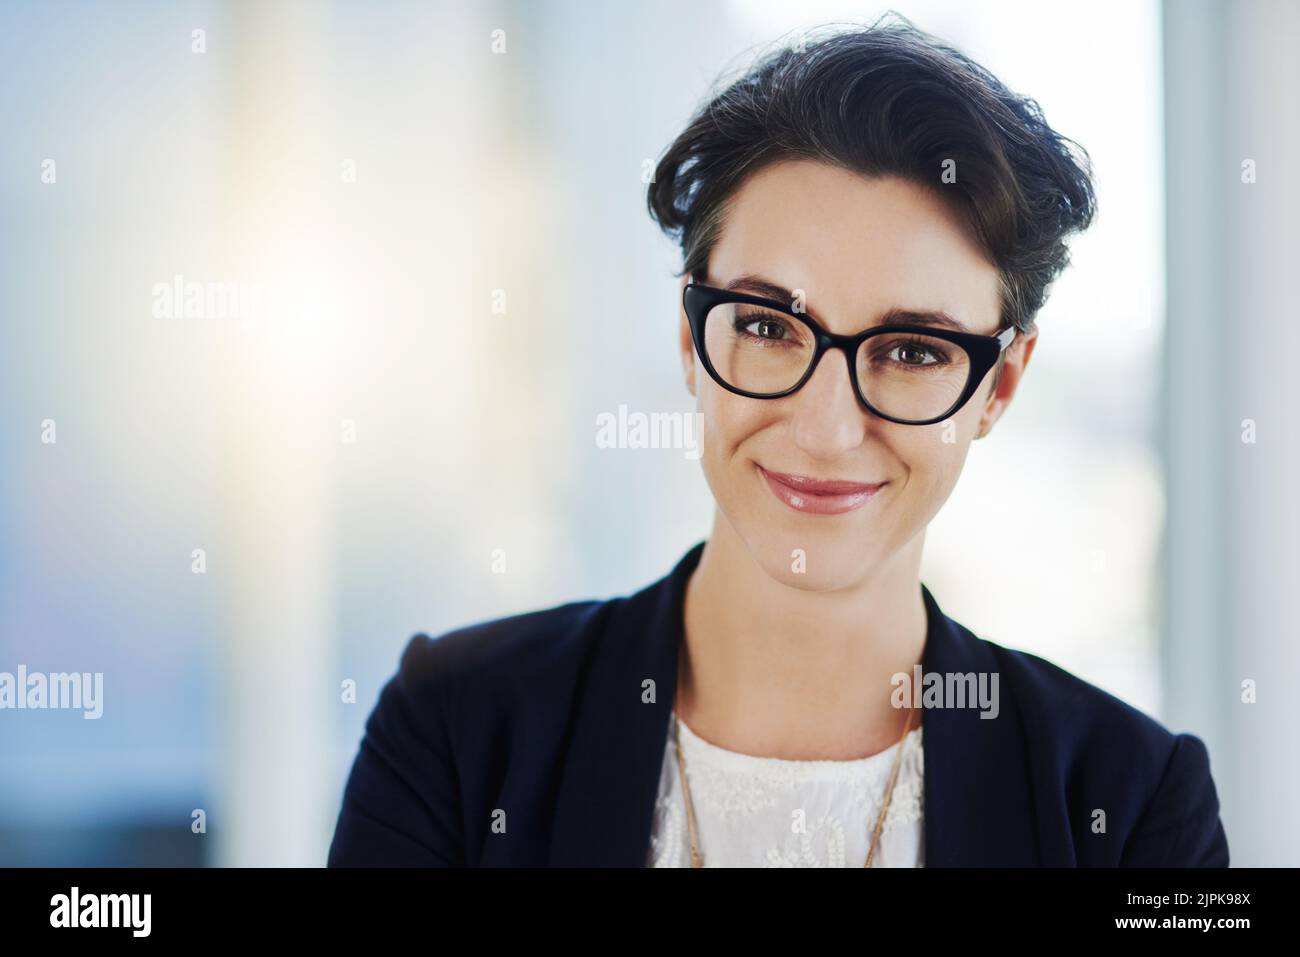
961, 626, 1227, 865
328, 595, 626, 866
391, 595, 623, 705
377, 593, 639, 761
981, 633, 1176, 753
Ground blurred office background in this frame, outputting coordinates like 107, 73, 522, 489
0, 0, 1294, 865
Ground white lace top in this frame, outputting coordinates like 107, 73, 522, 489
647, 711, 925, 867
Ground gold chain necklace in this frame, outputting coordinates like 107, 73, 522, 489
672, 704, 918, 868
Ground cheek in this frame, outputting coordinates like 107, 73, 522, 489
892, 414, 979, 511
694, 380, 780, 517
698, 377, 769, 460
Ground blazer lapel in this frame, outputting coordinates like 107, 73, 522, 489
920, 584, 1040, 865
548, 543, 1042, 866
547, 542, 701, 865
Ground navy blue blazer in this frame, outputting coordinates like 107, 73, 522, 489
328, 541, 1229, 866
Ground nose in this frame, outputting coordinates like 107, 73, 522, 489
787, 348, 868, 460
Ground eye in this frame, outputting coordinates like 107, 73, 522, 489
863, 334, 956, 373
891, 341, 943, 366
869, 337, 953, 367
733, 311, 796, 344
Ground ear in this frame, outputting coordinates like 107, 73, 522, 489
678, 274, 697, 397
974, 326, 1037, 439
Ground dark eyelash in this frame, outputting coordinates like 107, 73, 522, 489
729, 312, 952, 365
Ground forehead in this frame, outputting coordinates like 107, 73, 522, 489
707, 159, 1002, 334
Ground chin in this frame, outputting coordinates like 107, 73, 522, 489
743, 527, 880, 593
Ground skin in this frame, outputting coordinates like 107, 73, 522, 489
674, 158, 1037, 760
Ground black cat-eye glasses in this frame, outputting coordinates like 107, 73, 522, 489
683, 282, 1017, 426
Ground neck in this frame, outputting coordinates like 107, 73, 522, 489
677, 511, 927, 761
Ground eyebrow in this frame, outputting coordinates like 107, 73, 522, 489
723, 274, 973, 333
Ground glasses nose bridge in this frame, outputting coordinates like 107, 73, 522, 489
800, 329, 865, 406
809, 329, 864, 399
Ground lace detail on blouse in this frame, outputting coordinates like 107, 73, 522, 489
647, 711, 925, 868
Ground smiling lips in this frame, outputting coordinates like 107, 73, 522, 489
758, 465, 887, 515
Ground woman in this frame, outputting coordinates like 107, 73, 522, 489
328, 17, 1228, 867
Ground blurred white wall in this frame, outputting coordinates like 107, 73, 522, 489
1163, 0, 1300, 868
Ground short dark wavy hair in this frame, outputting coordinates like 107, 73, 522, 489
646, 13, 1098, 334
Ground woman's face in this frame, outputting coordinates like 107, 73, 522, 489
678, 159, 1037, 592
